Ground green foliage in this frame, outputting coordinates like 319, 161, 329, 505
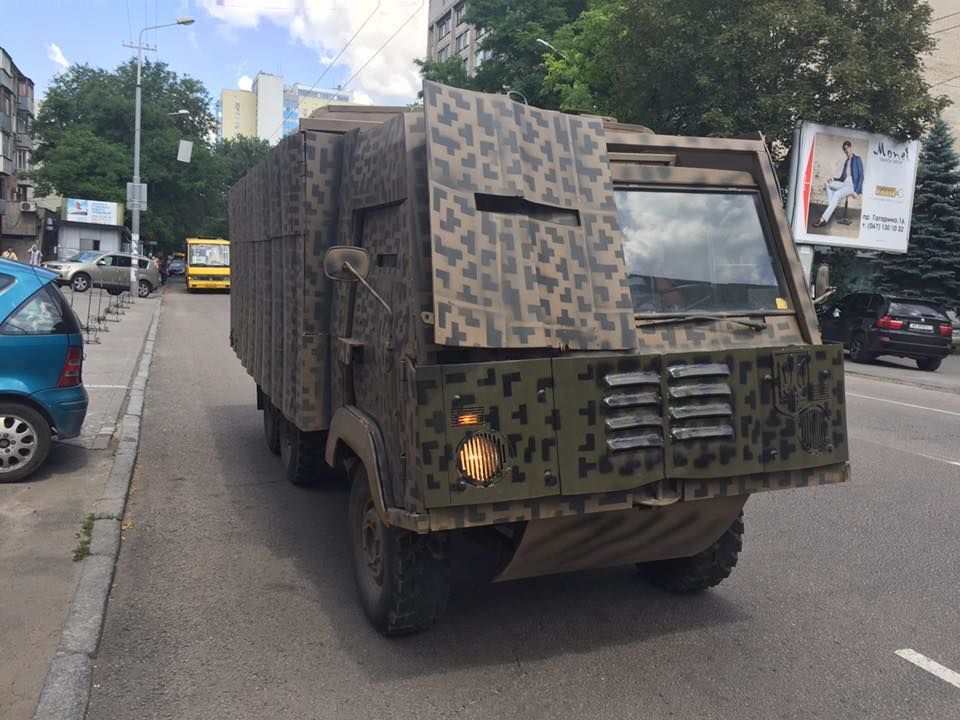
29, 60, 266, 254
430, 1, 946, 162
874, 117, 960, 313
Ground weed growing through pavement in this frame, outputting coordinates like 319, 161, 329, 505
72, 512, 120, 561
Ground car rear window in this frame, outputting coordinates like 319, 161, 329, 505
0, 283, 81, 335
888, 301, 946, 319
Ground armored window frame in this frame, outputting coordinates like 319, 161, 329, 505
612, 183, 794, 318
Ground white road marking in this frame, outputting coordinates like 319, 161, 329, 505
895, 649, 960, 690
84, 384, 129, 389
849, 434, 960, 468
847, 392, 960, 418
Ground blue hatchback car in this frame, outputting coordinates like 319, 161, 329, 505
0, 259, 88, 481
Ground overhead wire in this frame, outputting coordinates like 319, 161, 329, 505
931, 21, 960, 34
931, 10, 960, 23
265, 1, 383, 142
342, 1, 426, 89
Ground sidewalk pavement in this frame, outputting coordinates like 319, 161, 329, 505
0, 288, 160, 720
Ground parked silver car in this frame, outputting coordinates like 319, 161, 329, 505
43, 251, 161, 298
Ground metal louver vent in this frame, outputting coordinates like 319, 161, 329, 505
601, 371, 663, 453
667, 363, 734, 442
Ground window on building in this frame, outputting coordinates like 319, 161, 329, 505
0, 133, 11, 159
16, 113, 28, 133
455, 3, 467, 24
437, 14, 451, 39
475, 48, 490, 68
437, 45, 451, 62
461, 57, 469, 73
456, 30, 470, 53
15, 149, 29, 172
14, 185, 27, 201
2, 92, 11, 115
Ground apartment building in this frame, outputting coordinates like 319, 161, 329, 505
217, 72, 354, 145
0, 45, 46, 259
928, 1, 960, 146
426, 1, 489, 76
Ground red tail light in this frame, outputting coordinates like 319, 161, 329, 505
940, 325, 953, 337
876, 316, 903, 330
58, 346, 83, 387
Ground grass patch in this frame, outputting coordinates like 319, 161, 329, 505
72, 512, 120, 561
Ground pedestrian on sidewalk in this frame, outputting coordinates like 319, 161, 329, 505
159, 257, 168, 286
2, 247, 18, 261
28, 244, 42, 265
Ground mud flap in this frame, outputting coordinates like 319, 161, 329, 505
495, 495, 747, 582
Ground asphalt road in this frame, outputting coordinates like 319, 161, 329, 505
88, 283, 960, 720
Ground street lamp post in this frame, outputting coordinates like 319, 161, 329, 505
123, 17, 194, 295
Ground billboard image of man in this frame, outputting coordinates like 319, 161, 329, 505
812, 140, 863, 227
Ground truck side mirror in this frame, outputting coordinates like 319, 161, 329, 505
324, 246, 370, 281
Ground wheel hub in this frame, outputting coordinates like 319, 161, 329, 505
0, 416, 36, 472
360, 501, 384, 586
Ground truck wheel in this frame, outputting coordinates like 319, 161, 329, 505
0, 403, 52, 483
279, 420, 327, 486
849, 332, 873, 363
349, 463, 450, 636
639, 513, 744, 593
262, 402, 281, 456
916, 357, 941, 372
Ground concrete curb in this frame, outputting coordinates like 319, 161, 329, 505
33, 300, 162, 720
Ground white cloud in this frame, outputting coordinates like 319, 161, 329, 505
352, 90, 374, 105
238, 74, 254, 91
47, 43, 70, 72
198, 0, 429, 104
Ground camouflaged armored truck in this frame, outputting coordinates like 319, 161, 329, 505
229, 81, 850, 636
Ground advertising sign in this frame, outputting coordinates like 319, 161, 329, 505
786, 122, 920, 253
64, 198, 121, 226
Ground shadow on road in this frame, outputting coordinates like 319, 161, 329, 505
207, 402, 749, 680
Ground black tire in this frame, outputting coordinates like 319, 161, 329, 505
639, 513, 744, 593
849, 332, 873, 363
916, 357, 942, 372
0, 403, 52, 483
262, 402, 281, 456
138, 279, 152, 298
107, 288, 122, 296
348, 464, 450, 636
71, 273, 91, 293
279, 420, 328, 486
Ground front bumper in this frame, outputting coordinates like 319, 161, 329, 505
31, 385, 88, 439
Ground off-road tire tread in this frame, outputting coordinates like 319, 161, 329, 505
262, 404, 281, 456
381, 529, 450, 636
281, 425, 327, 486
641, 513, 744, 593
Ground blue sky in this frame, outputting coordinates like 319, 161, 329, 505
2, 0, 430, 107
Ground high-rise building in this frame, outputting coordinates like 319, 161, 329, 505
217, 72, 355, 145
0, 45, 49, 258
426, 1, 488, 77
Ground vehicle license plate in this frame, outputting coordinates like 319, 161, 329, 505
910, 323, 933, 332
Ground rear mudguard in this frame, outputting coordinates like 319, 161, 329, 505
325, 405, 393, 524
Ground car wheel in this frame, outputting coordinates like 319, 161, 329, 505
107, 288, 122, 296
916, 357, 941, 372
138, 279, 151, 298
71, 273, 91, 293
348, 462, 450, 636
0, 403, 52, 483
639, 512, 744, 593
849, 332, 873, 363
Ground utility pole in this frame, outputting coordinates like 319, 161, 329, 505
122, 17, 194, 295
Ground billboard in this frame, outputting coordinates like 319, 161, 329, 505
64, 198, 122, 226
786, 122, 920, 253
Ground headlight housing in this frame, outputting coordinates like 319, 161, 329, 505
457, 431, 511, 487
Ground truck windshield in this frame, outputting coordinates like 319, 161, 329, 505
614, 189, 789, 316
189, 244, 230, 268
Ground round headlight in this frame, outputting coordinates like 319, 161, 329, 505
457, 431, 510, 487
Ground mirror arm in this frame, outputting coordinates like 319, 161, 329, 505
343, 261, 392, 317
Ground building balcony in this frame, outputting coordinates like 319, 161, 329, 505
14, 132, 31, 148
0, 199, 6, 216
0, 114, 11, 132
0, 156, 14, 176
18, 95, 33, 114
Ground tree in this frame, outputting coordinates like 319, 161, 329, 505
873, 117, 960, 313
419, 0, 588, 107
29, 60, 265, 254
543, 0, 947, 154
